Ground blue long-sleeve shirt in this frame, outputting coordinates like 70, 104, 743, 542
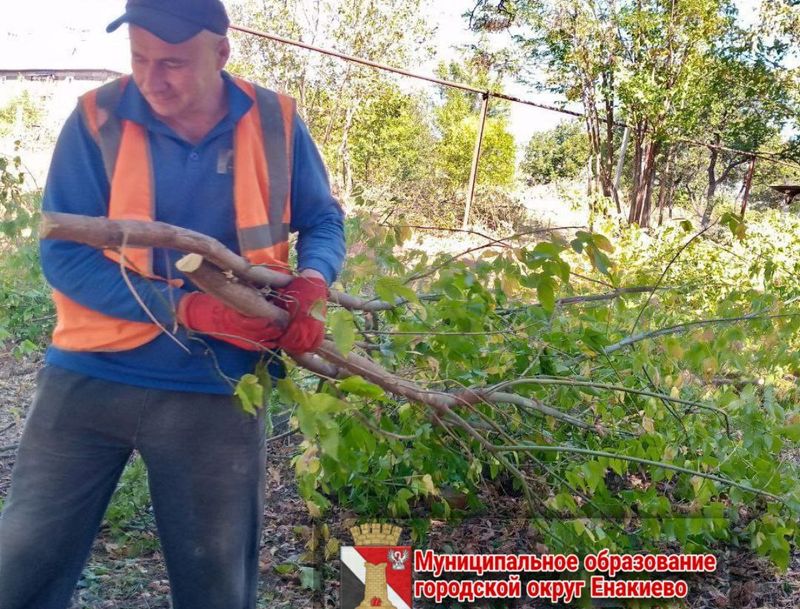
41, 73, 345, 394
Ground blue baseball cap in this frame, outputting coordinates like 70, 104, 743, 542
107, 0, 230, 44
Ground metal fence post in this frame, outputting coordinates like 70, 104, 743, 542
463, 91, 490, 229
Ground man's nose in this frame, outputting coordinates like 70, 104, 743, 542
140, 63, 167, 92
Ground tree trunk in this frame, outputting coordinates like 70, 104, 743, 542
669, 177, 678, 220
600, 70, 619, 211
629, 132, 658, 227
582, 79, 605, 201
628, 131, 644, 223
740, 157, 756, 219
657, 147, 673, 227
701, 134, 727, 227
642, 155, 657, 227
338, 104, 357, 200
702, 141, 720, 227
581, 73, 620, 214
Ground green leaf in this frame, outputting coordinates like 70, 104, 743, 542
374, 276, 418, 304
330, 310, 356, 355
295, 401, 319, 437
537, 274, 555, 313
571, 230, 593, 254
234, 374, 263, 415
770, 540, 791, 571
277, 378, 306, 406
307, 393, 350, 414
319, 424, 340, 461
531, 241, 563, 260
591, 233, 614, 252
590, 247, 612, 275
763, 259, 777, 283
308, 299, 326, 322
324, 537, 340, 560
778, 424, 800, 442
299, 566, 321, 590
346, 422, 376, 453
274, 563, 296, 576
391, 488, 414, 516
581, 326, 609, 353
582, 461, 605, 492
295, 447, 320, 475
556, 259, 571, 283
339, 375, 386, 399
720, 211, 746, 239
421, 473, 437, 495
608, 458, 625, 476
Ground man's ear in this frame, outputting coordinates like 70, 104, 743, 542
216, 36, 231, 69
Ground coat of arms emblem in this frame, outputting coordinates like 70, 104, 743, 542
340, 523, 412, 609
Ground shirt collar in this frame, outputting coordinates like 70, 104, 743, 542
116, 71, 254, 141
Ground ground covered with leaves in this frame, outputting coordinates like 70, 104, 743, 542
0, 352, 798, 609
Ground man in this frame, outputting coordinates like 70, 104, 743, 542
0, 0, 345, 607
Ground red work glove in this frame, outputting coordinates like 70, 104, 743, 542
274, 276, 328, 354
177, 292, 283, 351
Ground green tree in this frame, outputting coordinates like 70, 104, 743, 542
433, 59, 516, 190
348, 83, 435, 187
605, 0, 739, 225
670, 23, 797, 223
229, 0, 435, 198
468, 0, 797, 227
469, 0, 623, 208
520, 120, 589, 185
760, 0, 800, 48
0, 91, 43, 138
227, 1, 313, 111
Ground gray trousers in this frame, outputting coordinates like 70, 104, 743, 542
0, 365, 267, 609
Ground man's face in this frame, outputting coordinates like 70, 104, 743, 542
129, 26, 229, 121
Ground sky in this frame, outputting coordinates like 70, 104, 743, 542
0, 0, 769, 147
0, 0, 763, 70
0, 0, 567, 145
1, 1, 480, 74
1, 2, 130, 72
1, 2, 475, 66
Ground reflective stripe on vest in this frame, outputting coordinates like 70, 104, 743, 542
51, 76, 295, 352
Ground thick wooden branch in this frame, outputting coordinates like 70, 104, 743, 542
40, 213, 662, 314
176, 254, 288, 325
41, 211, 292, 289
41, 212, 374, 310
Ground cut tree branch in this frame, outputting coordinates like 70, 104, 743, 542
42, 212, 391, 313
39, 212, 784, 504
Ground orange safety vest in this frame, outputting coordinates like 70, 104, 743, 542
51, 75, 296, 352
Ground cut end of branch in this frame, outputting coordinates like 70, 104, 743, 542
176, 253, 204, 273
